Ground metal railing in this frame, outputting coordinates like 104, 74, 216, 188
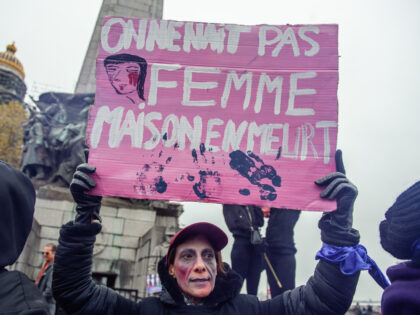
114, 288, 139, 302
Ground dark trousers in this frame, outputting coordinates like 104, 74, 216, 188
231, 236, 263, 295
265, 209, 300, 297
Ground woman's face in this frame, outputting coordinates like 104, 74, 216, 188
105, 62, 140, 95
169, 235, 217, 302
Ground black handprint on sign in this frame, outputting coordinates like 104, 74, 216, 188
133, 148, 174, 195
193, 169, 222, 199
229, 150, 281, 201
191, 143, 221, 199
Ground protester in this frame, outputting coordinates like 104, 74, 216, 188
0, 160, 49, 314
223, 203, 300, 297
222, 204, 264, 295
53, 150, 383, 314
264, 207, 300, 297
379, 180, 420, 315
36, 243, 57, 315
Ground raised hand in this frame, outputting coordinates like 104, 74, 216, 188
315, 150, 360, 246
70, 163, 102, 224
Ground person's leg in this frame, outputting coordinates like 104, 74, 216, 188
265, 209, 300, 297
230, 236, 251, 284
265, 253, 296, 297
245, 245, 263, 295
49, 302, 56, 315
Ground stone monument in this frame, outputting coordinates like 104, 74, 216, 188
11, 0, 185, 300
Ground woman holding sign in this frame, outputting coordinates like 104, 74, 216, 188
52, 150, 386, 314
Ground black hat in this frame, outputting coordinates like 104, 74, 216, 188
380, 181, 420, 260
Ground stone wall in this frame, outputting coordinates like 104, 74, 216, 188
12, 185, 181, 297
9, 219, 42, 279
133, 225, 166, 297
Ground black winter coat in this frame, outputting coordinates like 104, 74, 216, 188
0, 269, 49, 314
53, 222, 359, 315
223, 205, 264, 238
37, 263, 55, 307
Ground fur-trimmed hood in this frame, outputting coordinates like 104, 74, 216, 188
157, 257, 243, 307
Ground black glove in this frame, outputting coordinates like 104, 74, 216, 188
70, 163, 102, 224
315, 150, 360, 246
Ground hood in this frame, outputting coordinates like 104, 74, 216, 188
386, 261, 420, 283
157, 256, 243, 306
382, 262, 420, 314
0, 270, 49, 312
0, 160, 36, 267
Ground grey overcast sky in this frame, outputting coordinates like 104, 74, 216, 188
1, 0, 420, 302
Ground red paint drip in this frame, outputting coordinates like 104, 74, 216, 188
128, 72, 139, 86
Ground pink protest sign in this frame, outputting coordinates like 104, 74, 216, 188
87, 17, 338, 211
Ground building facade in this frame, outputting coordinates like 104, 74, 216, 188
0, 42, 26, 104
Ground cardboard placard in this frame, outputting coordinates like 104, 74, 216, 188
87, 17, 338, 211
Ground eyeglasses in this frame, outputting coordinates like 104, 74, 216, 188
41, 252, 50, 255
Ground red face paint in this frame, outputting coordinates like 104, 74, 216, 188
128, 72, 139, 87
171, 235, 217, 302
105, 62, 140, 96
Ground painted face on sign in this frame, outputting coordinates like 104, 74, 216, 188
168, 235, 217, 303
105, 62, 141, 96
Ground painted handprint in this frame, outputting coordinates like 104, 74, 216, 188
191, 143, 221, 199
229, 150, 281, 201
133, 148, 174, 195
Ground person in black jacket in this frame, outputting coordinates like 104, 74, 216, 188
0, 160, 49, 314
264, 207, 301, 297
53, 150, 367, 314
223, 204, 300, 297
222, 204, 264, 295
379, 180, 420, 315
36, 243, 57, 315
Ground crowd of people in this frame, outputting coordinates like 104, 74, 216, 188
1, 149, 420, 314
